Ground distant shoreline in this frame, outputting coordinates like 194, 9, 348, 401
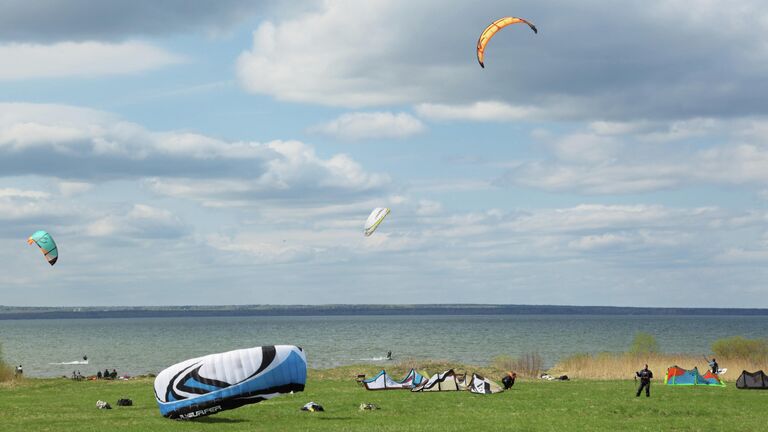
1, 304, 768, 320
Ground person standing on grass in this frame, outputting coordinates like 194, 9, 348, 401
709, 358, 719, 375
635, 364, 653, 397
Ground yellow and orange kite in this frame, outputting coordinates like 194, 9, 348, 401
476, 17, 537, 68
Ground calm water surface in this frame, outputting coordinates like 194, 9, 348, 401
1, 315, 766, 377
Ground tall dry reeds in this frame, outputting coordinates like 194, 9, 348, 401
491, 353, 544, 378
0, 343, 16, 382
551, 352, 767, 380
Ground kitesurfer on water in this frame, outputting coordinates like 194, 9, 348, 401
635, 364, 653, 397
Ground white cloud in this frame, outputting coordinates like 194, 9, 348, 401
416, 200, 442, 216
146, 141, 389, 205
0, 41, 184, 80
415, 101, 541, 122
499, 117, 768, 194
57, 181, 93, 197
206, 233, 319, 265
0, 187, 63, 223
237, 6, 403, 107
0, 187, 49, 199
715, 248, 768, 264
539, 132, 623, 164
310, 111, 425, 141
0, 103, 389, 204
85, 204, 185, 239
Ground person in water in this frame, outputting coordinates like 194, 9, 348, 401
386, 351, 392, 360
635, 364, 653, 397
709, 358, 719, 374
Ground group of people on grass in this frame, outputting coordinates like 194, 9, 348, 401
635, 358, 720, 397
491, 357, 721, 398
97, 368, 118, 380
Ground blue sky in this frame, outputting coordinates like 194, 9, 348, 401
1, 0, 767, 307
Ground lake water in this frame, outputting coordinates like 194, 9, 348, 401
1, 315, 766, 377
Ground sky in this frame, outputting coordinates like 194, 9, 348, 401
1, 0, 768, 307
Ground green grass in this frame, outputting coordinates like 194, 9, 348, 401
1, 376, 767, 431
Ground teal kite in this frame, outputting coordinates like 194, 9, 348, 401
28, 230, 58, 266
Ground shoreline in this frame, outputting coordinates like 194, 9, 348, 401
3, 304, 768, 320
6, 355, 754, 382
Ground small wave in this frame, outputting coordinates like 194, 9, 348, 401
49, 360, 89, 365
358, 357, 391, 361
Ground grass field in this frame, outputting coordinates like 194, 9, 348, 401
2, 371, 767, 431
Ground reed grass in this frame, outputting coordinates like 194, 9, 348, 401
490, 353, 544, 378
551, 352, 767, 380
0, 343, 18, 383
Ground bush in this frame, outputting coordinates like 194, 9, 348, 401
629, 332, 659, 355
712, 336, 768, 362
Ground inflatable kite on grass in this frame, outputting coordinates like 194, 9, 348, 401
154, 345, 307, 419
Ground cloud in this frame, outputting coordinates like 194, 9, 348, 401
497, 117, 768, 194
85, 204, 186, 239
309, 111, 425, 141
236, 1, 452, 107
0, 187, 48, 200
0, 41, 184, 80
0, 186, 80, 239
206, 233, 319, 265
0, 103, 389, 214
0, 0, 276, 42
56, 181, 93, 197
0, 103, 387, 200
0, 187, 53, 221
236, 0, 768, 120
415, 101, 542, 122
146, 142, 389, 205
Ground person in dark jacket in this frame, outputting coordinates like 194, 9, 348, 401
636, 364, 653, 397
709, 358, 719, 375
502, 371, 517, 389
